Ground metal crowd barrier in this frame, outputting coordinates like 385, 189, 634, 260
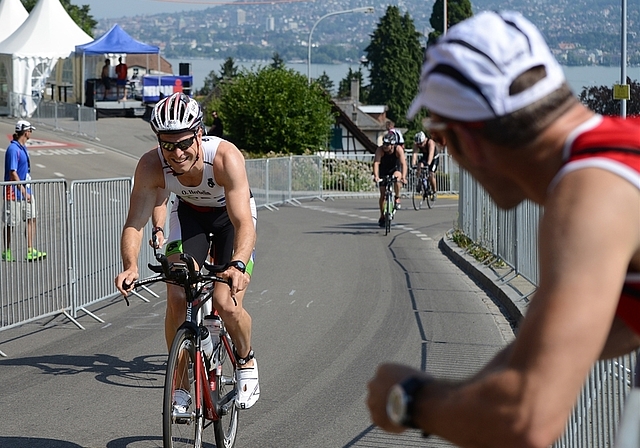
0, 177, 156, 345
245, 153, 460, 209
457, 168, 639, 448
31, 99, 98, 140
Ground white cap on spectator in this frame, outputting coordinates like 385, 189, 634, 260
15, 120, 36, 132
407, 11, 567, 121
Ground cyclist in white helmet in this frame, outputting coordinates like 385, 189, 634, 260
115, 92, 260, 410
373, 131, 408, 226
411, 131, 445, 200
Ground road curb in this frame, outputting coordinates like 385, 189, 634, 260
439, 232, 531, 326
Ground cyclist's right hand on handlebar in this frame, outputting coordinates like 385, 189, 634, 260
115, 270, 139, 296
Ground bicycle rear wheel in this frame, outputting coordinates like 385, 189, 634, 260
163, 328, 204, 448
213, 335, 239, 448
425, 186, 433, 209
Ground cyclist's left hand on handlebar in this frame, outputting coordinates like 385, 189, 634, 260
401, 177, 407, 185
221, 266, 250, 299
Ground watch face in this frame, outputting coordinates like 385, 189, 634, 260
231, 260, 246, 273
386, 384, 407, 425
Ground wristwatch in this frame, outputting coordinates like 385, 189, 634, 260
228, 260, 247, 274
386, 376, 429, 433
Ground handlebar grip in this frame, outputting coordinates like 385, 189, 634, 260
122, 279, 132, 290
148, 263, 164, 274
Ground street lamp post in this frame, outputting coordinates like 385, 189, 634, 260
307, 6, 374, 85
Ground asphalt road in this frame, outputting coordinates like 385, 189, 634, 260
0, 194, 514, 448
0, 117, 515, 447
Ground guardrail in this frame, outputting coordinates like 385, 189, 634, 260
457, 169, 639, 448
8, 93, 98, 140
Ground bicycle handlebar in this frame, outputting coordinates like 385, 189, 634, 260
122, 233, 233, 305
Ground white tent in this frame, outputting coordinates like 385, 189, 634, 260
0, 0, 92, 116
0, 0, 28, 42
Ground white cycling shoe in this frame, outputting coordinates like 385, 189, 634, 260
173, 389, 192, 414
236, 357, 260, 409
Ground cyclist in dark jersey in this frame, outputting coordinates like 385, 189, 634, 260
373, 131, 407, 227
367, 11, 640, 447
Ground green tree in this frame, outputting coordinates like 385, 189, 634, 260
427, 0, 473, 45
270, 52, 286, 70
199, 57, 238, 97
219, 57, 238, 80
337, 67, 368, 103
364, 6, 422, 127
314, 71, 334, 96
212, 67, 335, 155
22, 0, 96, 37
578, 78, 640, 116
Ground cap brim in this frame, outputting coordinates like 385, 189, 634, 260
406, 96, 424, 120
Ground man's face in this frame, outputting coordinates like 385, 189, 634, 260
382, 143, 395, 154
158, 129, 201, 174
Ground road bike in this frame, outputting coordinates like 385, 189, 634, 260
127, 243, 240, 448
411, 166, 436, 210
379, 175, 398, 235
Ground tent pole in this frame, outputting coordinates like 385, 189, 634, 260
82, 52, 85, 106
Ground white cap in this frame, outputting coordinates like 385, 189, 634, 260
15, 120, 35, 132
407, 11, 567, 121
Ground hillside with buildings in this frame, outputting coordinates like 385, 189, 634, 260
95, 0, 639, 66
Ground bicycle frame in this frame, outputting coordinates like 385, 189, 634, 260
131, 249, 239, 447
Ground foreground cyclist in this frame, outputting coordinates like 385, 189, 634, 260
373, 131, 407, 227
367, 11, 640, 447
115, 92, 260, 410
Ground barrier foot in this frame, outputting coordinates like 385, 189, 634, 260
285, 198, 302, 206
140, 284, 160, 298
130, 290, 151, 303
0, 349, 7, 357
62, 310, 86, 330
78, 306, 105, 323
264, 204, 279, 211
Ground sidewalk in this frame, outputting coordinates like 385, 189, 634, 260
439, 231, 535, 326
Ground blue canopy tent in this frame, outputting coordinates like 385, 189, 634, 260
74, 23, 160, 105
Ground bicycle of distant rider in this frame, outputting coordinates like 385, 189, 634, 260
128, 242, 240, 448
379, 175, 398, 236
412, 166, 436, 210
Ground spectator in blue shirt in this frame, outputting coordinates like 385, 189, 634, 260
3, 120, 46, 261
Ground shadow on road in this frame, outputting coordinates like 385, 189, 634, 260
0, 353, 165, 388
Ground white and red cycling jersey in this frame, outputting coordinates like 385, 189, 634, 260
551, 115, 640, 334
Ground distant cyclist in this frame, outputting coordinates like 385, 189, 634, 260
373, 131, 407, 227
411, 131, 445, 200
115, 92, 260, 411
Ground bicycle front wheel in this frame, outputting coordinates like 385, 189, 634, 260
163, 328, 204, 448
213, 335, 239, 448
412, 187, 423, 210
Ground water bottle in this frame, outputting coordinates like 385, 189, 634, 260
200, 325, 214, 362
204, 315, 222, 350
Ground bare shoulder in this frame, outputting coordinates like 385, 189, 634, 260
212, 140, 248, 187
134, 148, 165, 189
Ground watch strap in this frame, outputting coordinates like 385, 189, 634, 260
399, 376, 431, 437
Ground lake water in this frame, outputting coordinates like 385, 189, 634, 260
168, 57, 640, 96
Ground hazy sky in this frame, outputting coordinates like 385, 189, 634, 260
80, 0, 216, 19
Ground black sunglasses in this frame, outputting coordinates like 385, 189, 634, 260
158, 133, 197, 152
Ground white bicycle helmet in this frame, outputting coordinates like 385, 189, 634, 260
150, 92, 203, 135
414, 131, 427, 144
382, 131, 398, 146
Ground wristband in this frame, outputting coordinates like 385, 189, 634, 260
152, 226, 164, 234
